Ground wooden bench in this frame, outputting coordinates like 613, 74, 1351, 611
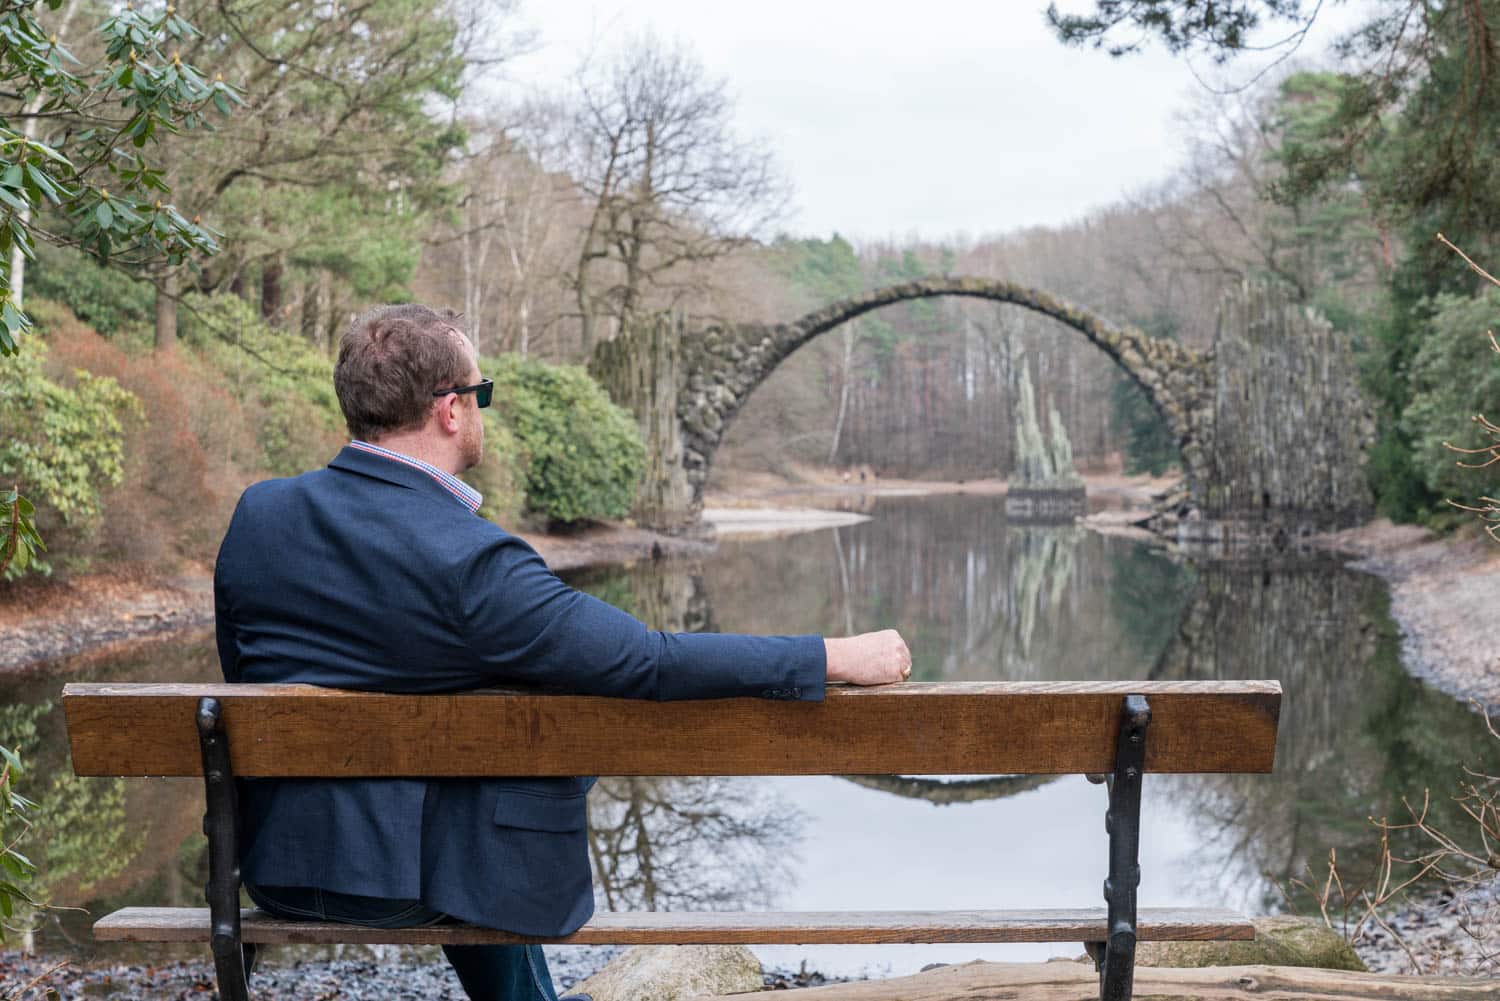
63, 680, 1282, 1001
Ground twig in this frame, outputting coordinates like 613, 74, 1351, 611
3, 959, 68, 1001
1437, 232, 1500, 289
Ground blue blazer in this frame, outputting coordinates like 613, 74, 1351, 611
214, 444, 826, 934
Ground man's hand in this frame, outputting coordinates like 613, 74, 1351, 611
824, 630, 912, 685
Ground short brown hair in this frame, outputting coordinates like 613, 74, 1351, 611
335, 304, 471, 441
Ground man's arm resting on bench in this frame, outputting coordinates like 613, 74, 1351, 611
460, 535, 911, 700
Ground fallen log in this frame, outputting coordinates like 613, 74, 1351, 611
691, 960, 1496, 1000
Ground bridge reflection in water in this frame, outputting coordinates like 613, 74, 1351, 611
1, 492, 1495, 971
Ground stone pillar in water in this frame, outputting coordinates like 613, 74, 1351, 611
589, 314, 698, 533
1008, 361, 1086, 518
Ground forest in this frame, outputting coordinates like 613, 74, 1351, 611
0, 0, 1497, 567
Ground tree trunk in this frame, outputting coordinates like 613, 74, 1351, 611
300, 273, 320, 343
154, 273, 178, 351
577, 274, 596, 357
827, 321, 854, 465
694, 960, 1496, 1000
261, 255, 283, 324
6, 0, 85, 310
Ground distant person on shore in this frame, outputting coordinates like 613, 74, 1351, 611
212, 303, 912, 1001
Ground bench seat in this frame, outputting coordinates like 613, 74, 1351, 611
95, 906, 1255, 946
64, 681, 1283, 1001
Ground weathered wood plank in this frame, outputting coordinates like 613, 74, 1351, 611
93, 907, 1255, 946
689, 960, 1497, 1000
63, 681, 1281, 777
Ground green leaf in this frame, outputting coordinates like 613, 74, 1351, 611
23, 163, 62, 204
95, 201, 113, 228
2, 299, 26, 336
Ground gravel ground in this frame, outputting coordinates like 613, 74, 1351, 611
1353, 877, 1500, 978
0, 946, 852, 999
0, 944, 621, 1000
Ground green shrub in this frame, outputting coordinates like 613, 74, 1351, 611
27, 243, 156, 340
0, 739, 38, 945
180, 292, 345, 476
490, 354, 644, 524
1404, 289, 1500, 519
461, 418, 526, 527
0, 340, 141, 575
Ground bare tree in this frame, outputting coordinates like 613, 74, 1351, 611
560, 32, 787, 353
426, 108, 578, 357
586, 776, 803, 913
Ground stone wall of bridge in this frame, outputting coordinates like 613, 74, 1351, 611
591, 279, 1374, 550
1161, 283, 1375, 549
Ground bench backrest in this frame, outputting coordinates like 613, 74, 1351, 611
63, 681, 1281, 778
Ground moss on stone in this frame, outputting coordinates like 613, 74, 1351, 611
1135, 915, 1367, 972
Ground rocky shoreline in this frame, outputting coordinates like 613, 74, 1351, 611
1307, 520, 1500, 979
1354, 877, 1500, 978
1314, 519, 1500, 710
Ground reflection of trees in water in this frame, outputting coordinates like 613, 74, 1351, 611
578, 561, 715, 633
590, 496, 1195, 685
586, 777, 803, 912
0, 633, 221, 949
1150, 565, 1500, 912
0, 700, 144, 947
841, 773, 1058, 803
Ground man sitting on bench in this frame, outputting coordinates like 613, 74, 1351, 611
212, 303, 913, 1001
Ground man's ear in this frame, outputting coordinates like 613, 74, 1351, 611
434, 394, 461, 434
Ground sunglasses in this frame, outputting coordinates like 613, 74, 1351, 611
432, 378, 493, 409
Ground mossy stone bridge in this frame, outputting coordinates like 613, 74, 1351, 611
590, 277, 1373, 548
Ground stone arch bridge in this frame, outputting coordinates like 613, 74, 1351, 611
591, 277, 1372, 547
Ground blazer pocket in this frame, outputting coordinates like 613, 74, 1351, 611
492, 790, 587, 833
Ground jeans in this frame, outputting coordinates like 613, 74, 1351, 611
245, 882, 558, 1001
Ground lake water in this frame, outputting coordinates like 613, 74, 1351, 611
3, 492, 1496, 977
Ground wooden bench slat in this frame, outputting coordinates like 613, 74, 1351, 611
63, 681, 1281, 777
93, 906, 1256, 946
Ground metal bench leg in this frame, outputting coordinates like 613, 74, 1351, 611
197, 696, 251, 1001
1090, 694, 1150, 1001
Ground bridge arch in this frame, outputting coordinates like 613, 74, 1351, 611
667, 277, 1213, 522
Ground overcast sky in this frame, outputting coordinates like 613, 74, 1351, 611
501, 2, 1361, 242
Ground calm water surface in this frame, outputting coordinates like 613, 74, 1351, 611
3, 493, 1495, 976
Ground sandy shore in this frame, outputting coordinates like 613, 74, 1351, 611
702, 506, 871, 536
